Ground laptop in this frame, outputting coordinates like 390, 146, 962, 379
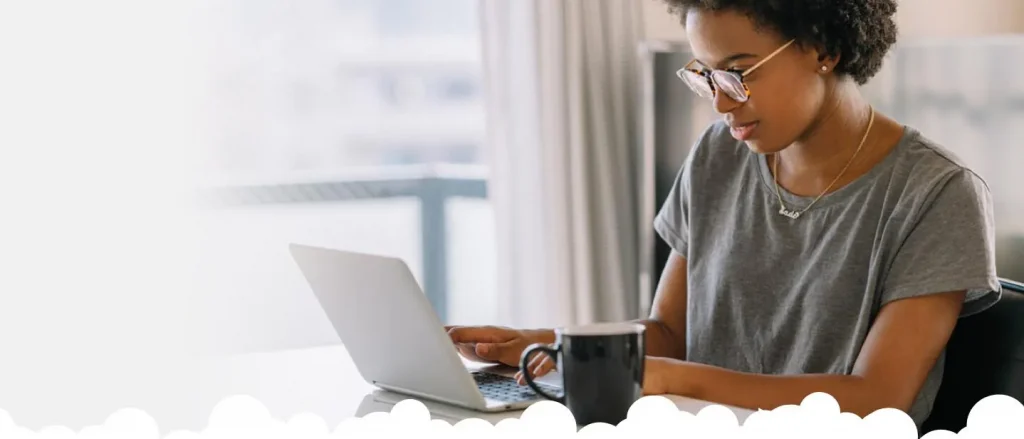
288, 243, 561, 412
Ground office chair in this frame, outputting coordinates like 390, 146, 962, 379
921, 278, 1024, 434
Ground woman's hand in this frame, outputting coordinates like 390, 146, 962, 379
445, 325, 528, 365
514, 348, 557, 385
445, 325, 557, 384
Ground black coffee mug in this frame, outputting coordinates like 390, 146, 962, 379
519, 322, 646, 426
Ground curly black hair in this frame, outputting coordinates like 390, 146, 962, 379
662, 0, 898, 85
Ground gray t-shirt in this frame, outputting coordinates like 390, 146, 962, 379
653, 120, 1002, 427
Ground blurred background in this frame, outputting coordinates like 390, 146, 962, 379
1, 0, 1022, 433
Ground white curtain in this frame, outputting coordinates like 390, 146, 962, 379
479, 0, 645, 328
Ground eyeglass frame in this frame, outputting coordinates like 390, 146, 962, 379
675, 39, 797, 103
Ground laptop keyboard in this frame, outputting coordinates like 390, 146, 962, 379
471, 371, 562, 403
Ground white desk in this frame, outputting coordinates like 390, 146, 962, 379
194, 344, 755, 430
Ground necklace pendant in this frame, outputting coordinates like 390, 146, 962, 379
779, 207, 801, 219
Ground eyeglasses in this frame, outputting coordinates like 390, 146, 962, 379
676, 39, 795, 103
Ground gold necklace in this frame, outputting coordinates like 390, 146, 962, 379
773, 107, 875, 219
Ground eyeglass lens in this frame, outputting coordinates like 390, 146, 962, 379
679, 68, 747, 102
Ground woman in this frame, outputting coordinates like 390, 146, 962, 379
447, 0, 1001, 427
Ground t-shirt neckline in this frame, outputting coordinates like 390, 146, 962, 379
752, 125, 915, 215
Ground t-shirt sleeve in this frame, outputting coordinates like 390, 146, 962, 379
881, 169, 1002, 317
653, 148, 695, 257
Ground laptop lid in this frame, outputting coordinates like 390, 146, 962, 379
288, 243, 484, 406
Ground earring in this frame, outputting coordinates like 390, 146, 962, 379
820, 65, 828, 72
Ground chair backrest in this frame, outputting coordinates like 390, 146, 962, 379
921, 278, 1024, 433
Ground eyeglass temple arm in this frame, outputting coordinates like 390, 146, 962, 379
742, 39, 796, 77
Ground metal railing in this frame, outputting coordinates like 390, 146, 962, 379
198, 164, 489, 322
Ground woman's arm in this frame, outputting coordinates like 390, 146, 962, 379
644, 289, 966, 417
514, 252, 688, 383
634, 251, 689, 360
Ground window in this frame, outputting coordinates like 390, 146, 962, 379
193, 0, 497, 354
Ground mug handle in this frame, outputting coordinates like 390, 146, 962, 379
519, 343, 564, 403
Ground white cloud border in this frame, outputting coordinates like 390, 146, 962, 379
2, 392, 1022, 438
